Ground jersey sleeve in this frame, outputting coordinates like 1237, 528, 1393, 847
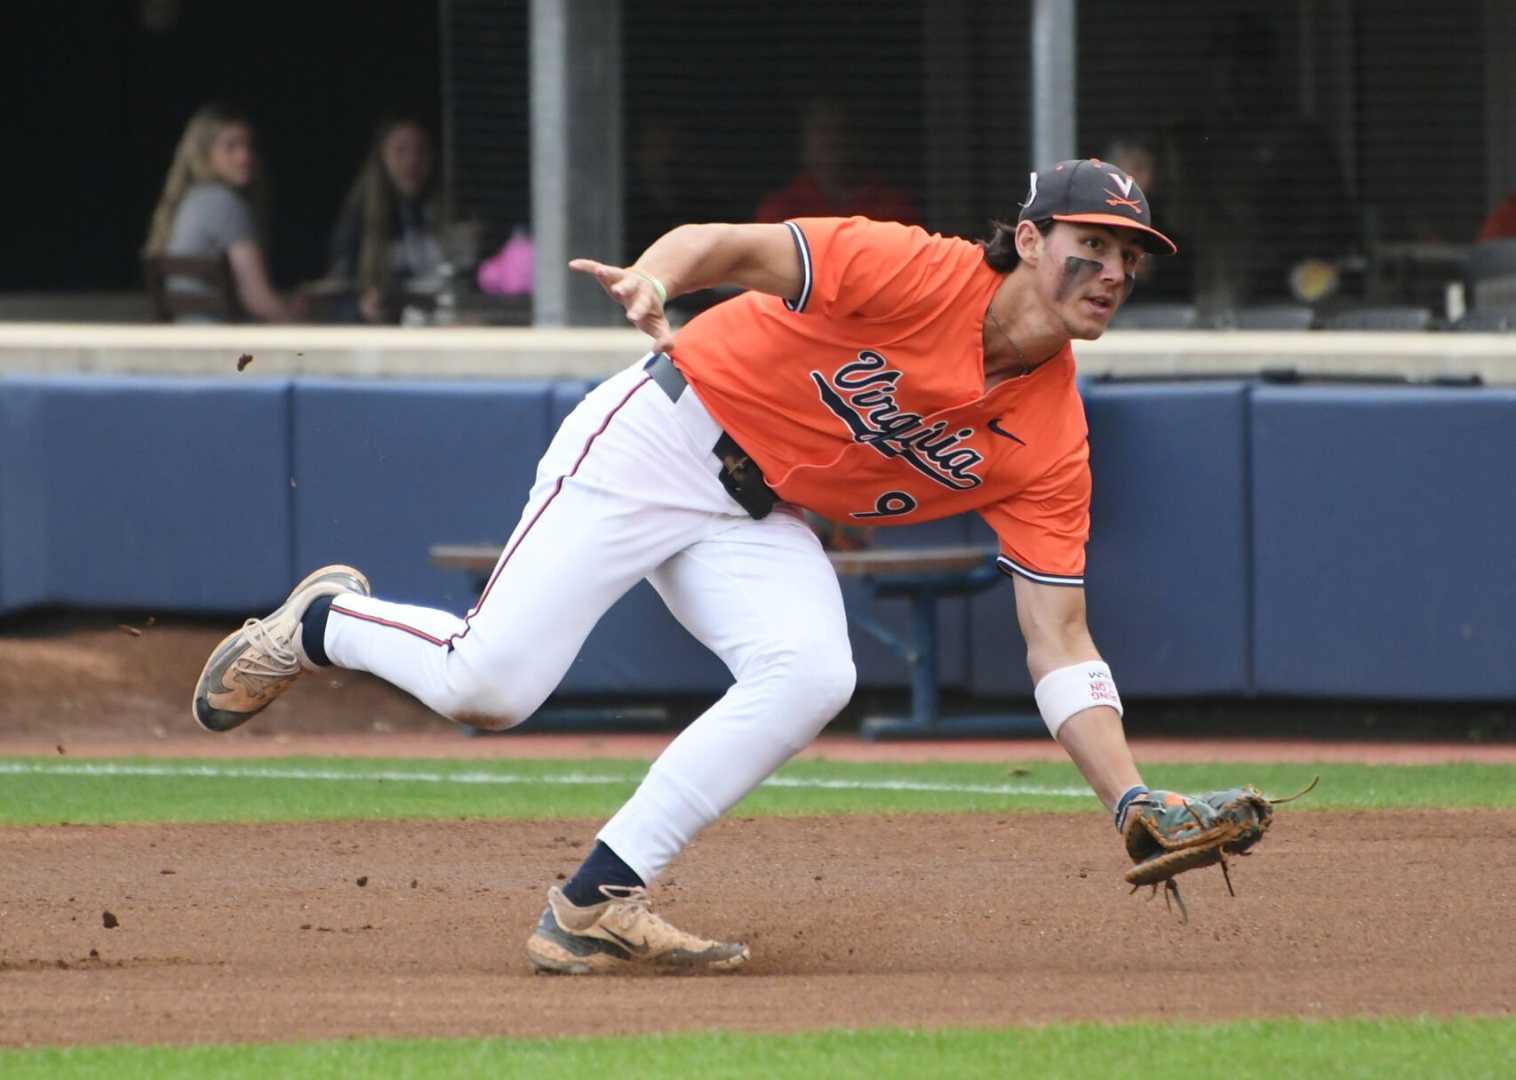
781, 216, 960, 322
977, 440, 1092, 587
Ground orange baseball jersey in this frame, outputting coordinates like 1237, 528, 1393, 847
673, 216, 1092, 586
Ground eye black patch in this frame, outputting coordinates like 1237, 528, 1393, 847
1057, 257, 1101, 300
1057, 256, 1138, 301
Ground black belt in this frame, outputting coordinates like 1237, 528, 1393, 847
644, 352, 777, 520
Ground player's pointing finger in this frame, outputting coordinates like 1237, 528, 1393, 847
570, 260, 625, 294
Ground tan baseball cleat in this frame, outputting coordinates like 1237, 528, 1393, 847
191, 564, 371, 733
526, 885, 750, 975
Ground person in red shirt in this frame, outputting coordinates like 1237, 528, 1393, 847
1477, 194, 1516, 242
754, 97, 920, 226
194, 158, 1231, 976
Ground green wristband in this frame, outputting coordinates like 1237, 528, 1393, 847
631, 269, 668, 306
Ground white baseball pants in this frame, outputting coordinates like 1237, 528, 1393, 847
322, 358, 857, 883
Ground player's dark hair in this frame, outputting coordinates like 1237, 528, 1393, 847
980, 218, 1054, 272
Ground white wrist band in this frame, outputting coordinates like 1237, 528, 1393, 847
1034, 661, 1123, 738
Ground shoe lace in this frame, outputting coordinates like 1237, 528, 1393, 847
598, 885, 695, 945
229, 616, 300, 687
599, 884, 652, 923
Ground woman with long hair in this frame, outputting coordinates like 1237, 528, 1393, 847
329, 116, 446, 323
144, 103, 300, 322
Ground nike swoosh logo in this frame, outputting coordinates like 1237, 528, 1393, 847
203, 640, 249, 705
600, 927, 651, 956
987, 419, 1025, 445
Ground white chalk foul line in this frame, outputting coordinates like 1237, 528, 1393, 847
0, 760, 1090, 799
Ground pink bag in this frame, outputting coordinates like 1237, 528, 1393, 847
476, 228, 533, 296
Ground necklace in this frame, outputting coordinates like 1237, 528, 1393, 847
985, 305, 1028, 372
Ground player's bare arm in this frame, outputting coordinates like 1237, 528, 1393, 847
1011, 573, 1145, 811
569, 223, 803, 350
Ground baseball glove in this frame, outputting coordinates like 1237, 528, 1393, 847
1121, 779, 1316, 920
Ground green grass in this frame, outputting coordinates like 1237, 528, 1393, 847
0, 756, 1511, 826
3, 762, 1509, 1074
2, 1017, 1513, 1078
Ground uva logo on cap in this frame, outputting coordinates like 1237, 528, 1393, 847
1104, 187, 1144, 213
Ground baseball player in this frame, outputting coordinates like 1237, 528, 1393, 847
194, 159, 1184, 973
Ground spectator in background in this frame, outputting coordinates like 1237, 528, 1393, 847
1476, 193, 1516, 242
328, 116, 448, 323
755, 97, 920, 226
1170, 14, 1356, 309
143, 103, 301, 322
1104, 134, 1194, 302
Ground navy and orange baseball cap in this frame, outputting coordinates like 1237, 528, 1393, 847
1018, 158, 1177, 255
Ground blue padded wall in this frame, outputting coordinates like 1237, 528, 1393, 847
963, 513, 1028, 696
1085, 383, 1252, 695
968, 382, 1253, 697
11, 372, 1515, 705
292, 379, 556, 614
0, 376, 293, 612
1251, 387, 1516, 699
0, 379, 49, 613
842, 514, 979, 691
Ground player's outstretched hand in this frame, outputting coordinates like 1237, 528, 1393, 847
569, 259, 675, 353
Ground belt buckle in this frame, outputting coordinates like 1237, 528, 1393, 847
716, 443, 775, 520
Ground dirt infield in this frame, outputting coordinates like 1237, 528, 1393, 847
1, 810, 1513, 1047
3, 619, 1516, 1047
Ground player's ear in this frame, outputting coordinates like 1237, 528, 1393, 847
1014, 220, 1045, 266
